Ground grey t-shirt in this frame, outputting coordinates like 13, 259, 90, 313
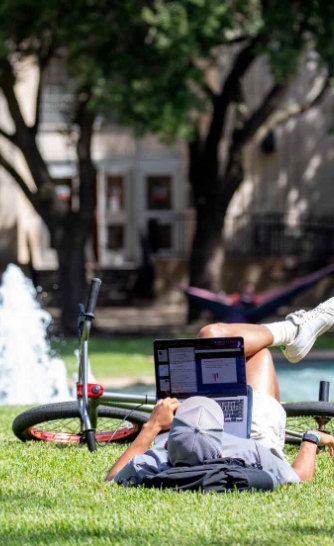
113, 433, 300, 488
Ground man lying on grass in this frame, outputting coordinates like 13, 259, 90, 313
106, 297, 334, 487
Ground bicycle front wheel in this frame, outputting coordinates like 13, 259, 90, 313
282, 401, 334, 444
12, 401, 150, 445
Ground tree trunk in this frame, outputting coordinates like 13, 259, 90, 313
54, 214, 88, 334
187, 130, 244, 322
187, 202, 226, 322
54, 108, 96, 334
189, 207, 225, 291
186, 41, 262, 323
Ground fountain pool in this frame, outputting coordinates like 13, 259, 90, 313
273, 356, 334, 402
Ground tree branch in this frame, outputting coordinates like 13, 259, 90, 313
0, 126, 17, 145
218, 83, 248, 205
188, 126, 202, 203
222, 83, 287, 197
0, 58, 60, 200
201, 80, 216, 101
0, 153, 38, 207
254, 74, 330, 144
236, 83, 286, 145
76, 105, 96, 225
205, 35, 261, 163
220, 73, 330, 211
72, 84, 93, 125
33, 44, 57, 134
221, 33, 254, 46
0, 59, 29, 133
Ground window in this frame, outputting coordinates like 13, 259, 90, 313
107, 226, 124, 250
53, 177, 72, 203
148, 219, 172, 252
155, 223, 172, 250
41, 57, 74, 124
147, 176, 172, 210
106, 176, 124, 213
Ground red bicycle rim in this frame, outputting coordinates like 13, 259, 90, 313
27, 423, 139, 443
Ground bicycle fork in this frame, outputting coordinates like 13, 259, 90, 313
76, 279, 102, 452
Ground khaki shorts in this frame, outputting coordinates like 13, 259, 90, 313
250, 391, 287, 461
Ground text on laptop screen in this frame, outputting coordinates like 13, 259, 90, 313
154, 337, 246, 398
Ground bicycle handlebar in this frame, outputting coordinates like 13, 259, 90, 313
85, 278, 102, 318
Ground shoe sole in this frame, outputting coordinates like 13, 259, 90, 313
283, 321, 333, 363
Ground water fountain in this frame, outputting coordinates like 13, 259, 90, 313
0, 263, 71, 405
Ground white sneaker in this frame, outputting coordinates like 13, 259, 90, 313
281, 298, 334, 363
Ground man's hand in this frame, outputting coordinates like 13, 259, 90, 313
105, 397, 180, 482
312, 430, 334, 458
147, 397, 181, 435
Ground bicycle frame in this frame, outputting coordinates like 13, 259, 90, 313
76, 279, 156, 451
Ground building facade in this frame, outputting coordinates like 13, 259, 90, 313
1, 52, 334, 298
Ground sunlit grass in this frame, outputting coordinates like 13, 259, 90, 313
50, 336, 156, 379
3, 405, 334, 546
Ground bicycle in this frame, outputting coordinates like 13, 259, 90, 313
12, 278, 334, 451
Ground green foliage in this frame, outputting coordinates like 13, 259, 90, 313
0, 0, 262, 139
302, 1, 334, 75
1, 0, 334, 141
97, 0, 263, 140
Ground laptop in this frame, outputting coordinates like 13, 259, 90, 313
153, 337, 252, 439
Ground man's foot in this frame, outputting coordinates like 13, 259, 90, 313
281, 298, 334, 363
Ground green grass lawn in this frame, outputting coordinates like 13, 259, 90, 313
3, 334, 334, 544
2, 406, 334, 546
51, 333, 334, 382
51, 336, 156, 379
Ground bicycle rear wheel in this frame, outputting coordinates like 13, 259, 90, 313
12, 401, 150, 445
282, 401, 334, 444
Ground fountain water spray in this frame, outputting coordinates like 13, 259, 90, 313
0, 263, 71, 405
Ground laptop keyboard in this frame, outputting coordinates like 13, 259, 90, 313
218, 399, 244, 422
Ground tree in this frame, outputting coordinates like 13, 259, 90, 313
0, 0, 183, 332
0, 0, 249, 331
106, 0, 334, 320
1, 1, 333, 331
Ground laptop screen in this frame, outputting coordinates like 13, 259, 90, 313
154, 337, 246, 399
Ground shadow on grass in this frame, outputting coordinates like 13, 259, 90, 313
2, 522, 334, 546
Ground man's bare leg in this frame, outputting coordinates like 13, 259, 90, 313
198, 323, 280, 399
246, 349, 280, 401
198, 295, 334, 363
198, 323, 274, 358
